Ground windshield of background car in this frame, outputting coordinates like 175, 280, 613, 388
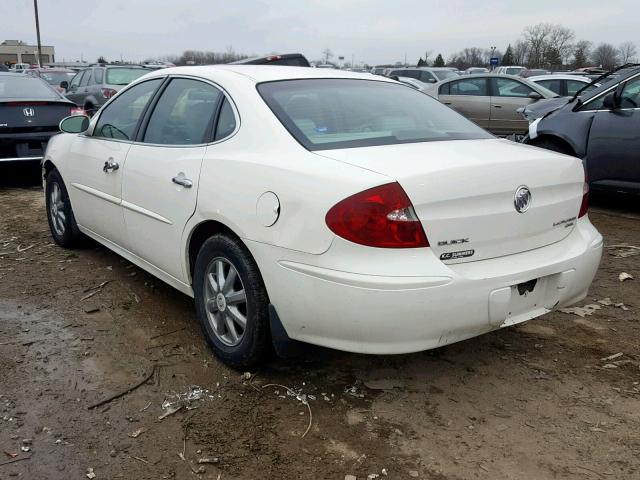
106, 68, 147, 85
258, 79, 493, 151
505, 68, 523, 75
40, 71, 76, 85
433, 70, 458, 81
0, 75, 59, 99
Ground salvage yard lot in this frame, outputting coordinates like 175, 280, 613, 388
1, 170, 639, 480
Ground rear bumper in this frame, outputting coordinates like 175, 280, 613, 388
0, 131, 57, 162
247, 217, 603, 354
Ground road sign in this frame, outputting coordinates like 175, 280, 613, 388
490, 57, 499, 66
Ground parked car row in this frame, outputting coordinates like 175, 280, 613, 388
421, 74, 558, 135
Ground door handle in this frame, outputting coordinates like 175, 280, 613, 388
172, 173, 193, 188
493, 104, 502, 108
103, 158, 119, 173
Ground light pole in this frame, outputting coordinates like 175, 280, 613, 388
490, 46, 497, 70
33, 0, 43, 67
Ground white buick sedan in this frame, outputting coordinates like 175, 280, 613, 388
43, 66, 603, 367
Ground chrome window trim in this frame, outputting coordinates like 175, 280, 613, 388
85, 74, 240, 148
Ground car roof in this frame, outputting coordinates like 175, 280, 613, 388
140, 65, 397, 84
0, 72, 27, 77
528, 74, 591, 82
391, 67, 452, 71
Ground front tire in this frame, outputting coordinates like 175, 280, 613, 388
193, 234, 271, 368
45, 168, 85, 248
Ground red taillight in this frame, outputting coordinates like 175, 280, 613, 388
579, 171, 589, 218
101, 88, 117, 99
70, 107, 86, 116
325, 182, 429, 248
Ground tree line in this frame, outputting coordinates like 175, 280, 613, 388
423, 23, 637, 71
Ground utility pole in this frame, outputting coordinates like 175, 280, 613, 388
33, 0, 43, 67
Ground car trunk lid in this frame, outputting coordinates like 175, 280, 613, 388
0, 100, 74, 131
315, 138, 585, 263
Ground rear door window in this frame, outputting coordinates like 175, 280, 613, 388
143, 78, 222, 145
494, 78, 533, 97
448, 78, 488, 96
537, 79, 561, 95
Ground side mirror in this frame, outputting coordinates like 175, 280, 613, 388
528, 91, 543, 100
602, 92, 620, 110
427, 78, 437, 83
60, 80, 69, 90
59, 115, 90, 134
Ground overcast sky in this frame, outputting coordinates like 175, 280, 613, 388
1, 0, 638, 65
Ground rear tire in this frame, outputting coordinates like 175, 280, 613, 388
193, 234, 271, 368
45, 168, 85, 248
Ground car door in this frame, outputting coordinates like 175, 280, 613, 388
76, 68, 94, 107
121, 77, 227, 282
438, 77, 490, 129
64, 78, 163, 247
586, 75, 640, 188
489, 77, 536, 134
65, 69, 86, 105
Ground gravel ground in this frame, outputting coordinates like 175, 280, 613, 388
0, 164, 639, 480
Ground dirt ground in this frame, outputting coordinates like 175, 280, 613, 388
0, 164, 639, 480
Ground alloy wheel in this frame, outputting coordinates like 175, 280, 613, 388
50, 182, 66, 236
203, 257, 248, 347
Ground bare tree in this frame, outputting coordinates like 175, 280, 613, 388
448, 47, 485, 70
547, 25, 575, 65
618, 41, 638, 64
591, 43, 619, 70
522, 23, 553, 68
321, 48, 333, 64
511, 40, 529, 66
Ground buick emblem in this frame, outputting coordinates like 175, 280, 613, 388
23, 107, 35, 117
514, 186, 532, 213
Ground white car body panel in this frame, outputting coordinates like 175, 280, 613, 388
43, 65, 603, 355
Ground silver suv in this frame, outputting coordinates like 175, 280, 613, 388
387, 67, 458, 83
61, 65, 149, 116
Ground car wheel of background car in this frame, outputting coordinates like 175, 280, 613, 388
193, 234, 271, 368
45, 168, 85, 248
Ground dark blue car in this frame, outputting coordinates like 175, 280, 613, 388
522, 65, 640, 194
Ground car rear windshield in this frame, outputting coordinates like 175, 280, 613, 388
0, 75, 59, 99
258, 79, 492, 151
433, 70, 458, 81
106, 68, 147, 85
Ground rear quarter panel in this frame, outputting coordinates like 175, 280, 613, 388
184, 74, 391, 259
